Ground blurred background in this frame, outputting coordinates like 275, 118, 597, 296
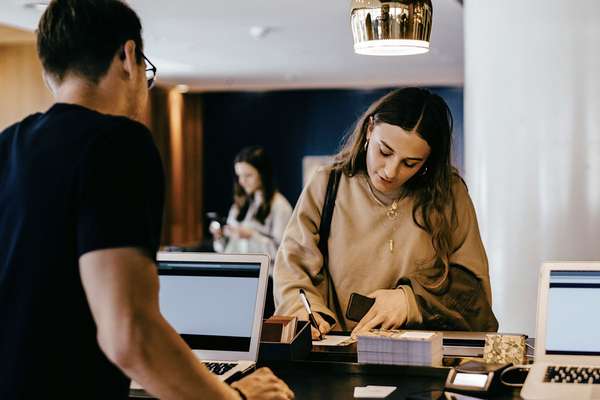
2, 0, 600, 337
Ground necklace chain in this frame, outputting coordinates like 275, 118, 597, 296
365, 176, 401, 253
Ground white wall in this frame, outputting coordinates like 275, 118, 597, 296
464, 0, 600, 336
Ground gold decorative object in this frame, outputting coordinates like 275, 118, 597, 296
483, 334, 527, 365
351, 0, 433, 56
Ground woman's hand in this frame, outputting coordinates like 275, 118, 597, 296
223, 225, 254, 239
350, 289, 408, 338
298, 310, 333, 340
236, 226, 254, 239
209, 221, 224, 240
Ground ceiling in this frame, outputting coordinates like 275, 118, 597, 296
0, 0, 464, 91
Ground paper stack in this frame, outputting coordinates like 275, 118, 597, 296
357, 329, 443, 366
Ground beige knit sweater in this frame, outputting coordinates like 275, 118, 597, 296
273, 166, 493, 331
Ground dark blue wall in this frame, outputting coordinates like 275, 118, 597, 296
202, 87, 463, 217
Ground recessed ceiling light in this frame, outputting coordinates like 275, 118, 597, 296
23, 1, 49, 11
249, 26, 272, 40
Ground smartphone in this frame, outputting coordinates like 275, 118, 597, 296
205, 211, 226, 226
345, 292, 375, 322
206, 212, 227, 234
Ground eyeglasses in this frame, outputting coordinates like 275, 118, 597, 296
141, 52, 157, 89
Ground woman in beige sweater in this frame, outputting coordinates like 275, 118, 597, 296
273, 88, 498, 339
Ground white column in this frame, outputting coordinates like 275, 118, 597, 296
464, 0, 600, 335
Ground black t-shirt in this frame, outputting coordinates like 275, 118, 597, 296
0, 103, 164, 399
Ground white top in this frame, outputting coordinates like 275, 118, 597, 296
214, 192, 293, 273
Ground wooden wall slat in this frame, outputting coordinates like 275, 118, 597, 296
0, 44, 53, 131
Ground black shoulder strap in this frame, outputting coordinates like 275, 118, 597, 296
318, 168, 341, 259
317, 168, 344, 329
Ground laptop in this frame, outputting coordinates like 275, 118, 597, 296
521, 262, 600, 399
131, 252, 269, 395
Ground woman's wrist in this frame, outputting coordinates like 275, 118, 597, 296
395, 286, 413, 326
317, 311, 337, 328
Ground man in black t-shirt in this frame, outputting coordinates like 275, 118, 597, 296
0, 1, 293, 400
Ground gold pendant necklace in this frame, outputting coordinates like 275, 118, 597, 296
386, 199, 400, 253
366, 176, 402, 254
386, 199, 400, 219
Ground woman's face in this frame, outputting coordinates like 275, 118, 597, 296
365, 122, 431, 196
235, 162, 262, 195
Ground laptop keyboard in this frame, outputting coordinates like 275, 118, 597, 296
203, 362, 237, 376
544, 366, 600, 384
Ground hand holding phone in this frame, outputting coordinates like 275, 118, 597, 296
350, 289, 409, 337
209, 220, 224, 239
206, 212, 226, 239
345, 292, 375, 322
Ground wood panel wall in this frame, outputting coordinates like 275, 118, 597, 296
147, 88, 204, 247
0, 43, 53, 131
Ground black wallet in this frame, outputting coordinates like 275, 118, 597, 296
345, 292, 375, 322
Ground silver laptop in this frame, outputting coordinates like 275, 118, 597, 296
521, 262, 600, 399
131, 252, 269, 395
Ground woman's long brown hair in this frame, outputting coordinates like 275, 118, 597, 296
333, 88, 459, 267
233, 146, 275, 225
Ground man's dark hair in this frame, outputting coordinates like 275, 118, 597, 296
37, 0, 143, 84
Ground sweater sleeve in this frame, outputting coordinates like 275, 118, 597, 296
398, 178, 498, 331
273, 168, 338, 324
448, 178, 494, 306
248, 194, 293, 261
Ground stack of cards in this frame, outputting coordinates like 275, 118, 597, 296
357, 329, 443, 366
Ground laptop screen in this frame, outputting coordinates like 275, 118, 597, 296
158, 260, 261, 353
545, 270, 600, 356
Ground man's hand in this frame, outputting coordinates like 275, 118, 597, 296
350, 289, 408, 338
231, 368, 294, 400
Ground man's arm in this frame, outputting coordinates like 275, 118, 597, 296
79, 247, 237, 400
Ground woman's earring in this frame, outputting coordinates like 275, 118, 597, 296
363, 139, 369, 151
421, 166, 428, 176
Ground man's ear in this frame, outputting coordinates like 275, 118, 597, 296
119, 39, 139, 80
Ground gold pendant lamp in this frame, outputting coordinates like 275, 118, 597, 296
351, 0, 433, 56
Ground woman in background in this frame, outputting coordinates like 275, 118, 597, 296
212, 146, 293, 316
274, 88, 498, 339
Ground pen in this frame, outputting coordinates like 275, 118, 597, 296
299, 288, 323, 341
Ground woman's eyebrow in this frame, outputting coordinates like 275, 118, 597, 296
404, 156, 424, 161
380, 139, 394, 152
380, 140, 424, 161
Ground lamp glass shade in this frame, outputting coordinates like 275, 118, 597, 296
351, 0, 433, 56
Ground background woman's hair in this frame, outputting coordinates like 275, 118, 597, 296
233, 146, 276, 225
333, 87, 458, 264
